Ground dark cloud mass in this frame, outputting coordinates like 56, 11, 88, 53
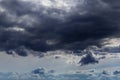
79, 50, 98, 65
0, 0, 120, 56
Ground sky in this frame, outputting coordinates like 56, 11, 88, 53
0, 0, 120, 74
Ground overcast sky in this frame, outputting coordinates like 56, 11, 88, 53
0, 0, 120, 56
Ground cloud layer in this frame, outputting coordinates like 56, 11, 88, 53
0, 0, 120, 56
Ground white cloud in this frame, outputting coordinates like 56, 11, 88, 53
21, 0, 80, 11
102, 38, 120, 47
17, 15, 39, 27
6, 26, 25, 32
0, 6, 5, 13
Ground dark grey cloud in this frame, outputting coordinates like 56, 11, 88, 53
113, 70, 120, 75
0, 0, 120, 56
31, 67, 45, 75
79, 50, 98, 65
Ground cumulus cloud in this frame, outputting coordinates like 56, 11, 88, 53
79, 50, 98, 65
0, 0, 120, 56
113, 70, 120, 75
1, 69, 120, 80
31, 67, 45, 75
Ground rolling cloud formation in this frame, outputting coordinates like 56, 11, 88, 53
0, 0, 120, 56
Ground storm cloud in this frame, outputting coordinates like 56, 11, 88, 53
0, 0, 120, 56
